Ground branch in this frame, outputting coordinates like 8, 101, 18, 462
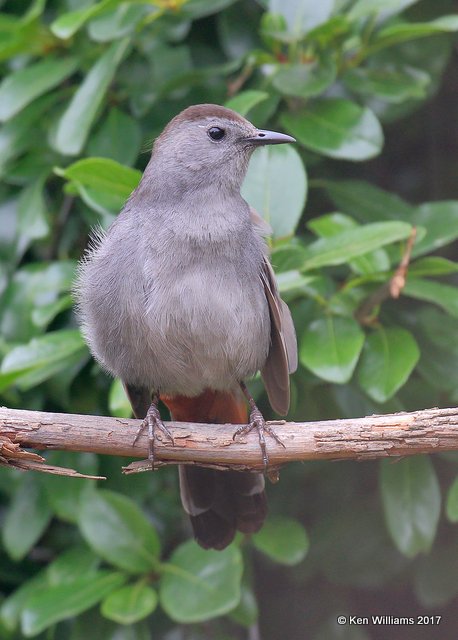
1, 405, 458, 476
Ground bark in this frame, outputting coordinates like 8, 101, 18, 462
0, 405, 457, 476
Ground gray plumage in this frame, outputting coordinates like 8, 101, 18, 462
75, 104, 297, 549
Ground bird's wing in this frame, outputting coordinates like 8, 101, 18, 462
259, 255, 298, 416
123, 382, 151, 419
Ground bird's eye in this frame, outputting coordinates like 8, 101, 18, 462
208, 127, 226, 141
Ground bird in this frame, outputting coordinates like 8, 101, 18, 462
75, 103, 297, 550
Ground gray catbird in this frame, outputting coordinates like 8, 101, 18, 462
76, 104, 297, 550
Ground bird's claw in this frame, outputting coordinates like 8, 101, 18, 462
233, 407, 285, 470
133, 402, 174, 470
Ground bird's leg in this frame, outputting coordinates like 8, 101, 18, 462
133, 393, 174, 469
233, 382, 285, 469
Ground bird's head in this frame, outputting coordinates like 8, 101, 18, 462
148, 104, 295, 192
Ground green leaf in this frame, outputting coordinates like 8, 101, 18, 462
17, 175, 49, 242
281, 99, 383, 161
159, 541, 242, 623
88, 5, 148, 43
372, 15, 458, 52
272, 55, 336, 98
78, 490, 160, 573
308, 212, 390, 275
0, 329, 86, 391
87, 108, 142, 166
40, 452, 99, 522
31, 294, 73, 328
21, 571, 126, 637
53, 38, 130, 155
56, 157, 141, 199
101, 582, 157, 624
109, 378, 133, 418
380, 457, 441, 557
403, 279, 458, 319
349, 0, 421, 21
300, 316, 365, 383
225, 90, 269, 116
50, 0, 120, 39
409, 257, 458, 277
252, 516, 309, 565
0, 57, 77, 121
2, 476, 52, 561
301, 221, 412, 270
228, 584, 258, 627
343, 65, 430, 103
317, 179, 414, 223
411, 201, 458, 257
242, 145, 307, 238
446, 476, 458, 523
268, 0, 334, 39
358, 327, 420, 402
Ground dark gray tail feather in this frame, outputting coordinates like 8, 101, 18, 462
124, 382, 268, 550
179, 466, 267, 550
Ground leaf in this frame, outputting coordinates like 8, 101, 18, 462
281, 99, 384, 161
0, 57, 77, 121
372, 15, 458, 52
225, 90, 269, 116
17, 175, 49, 242
252, 516, 309, 565
53, 38, 130, 156
159, 541, 242, 623
101, 582, 157, 624
317, 179, 414, 223
228, 585, 258, 627
88, 5, 149, 43
380, 457, 441, 557
301, 221, 412, 270
343, 65, 430, 104
300, 315, 365, 383
348, 0, 422, 21
56, 157, 141, 199
358, 327, 420, 403
87, 108, 142, 166
403, 279, 458, 319
307, 212, 389, 275
272, 55, 336, 98
268, 0, 334, 39
40, 452, 99, 522
446, 476, 458, 523
78, 490, 160, 573
0, 329, 86, 391
109, 378, 133, 418
50, 0, 120, 39
409, 257, 458, 277
241, 145, 307, 238
21, 571, 126, 637
31, 294, 73, 328
2, 476, 52, 561
411, 201, 458, 257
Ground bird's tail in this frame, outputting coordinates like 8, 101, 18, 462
162, 389, 267, 550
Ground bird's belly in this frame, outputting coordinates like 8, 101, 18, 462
142, 270, 271, 394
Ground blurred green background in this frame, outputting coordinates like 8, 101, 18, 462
1, 0, 458, 638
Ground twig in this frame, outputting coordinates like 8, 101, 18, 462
1, 405, 458, 476
355, 227, 417, 325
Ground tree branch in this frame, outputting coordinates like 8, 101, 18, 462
1, 405, 457, 476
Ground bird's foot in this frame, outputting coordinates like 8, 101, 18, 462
233, 404, 285, 470
133, 397, 174, 470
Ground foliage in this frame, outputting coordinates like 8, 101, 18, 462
1, 0, 458, 637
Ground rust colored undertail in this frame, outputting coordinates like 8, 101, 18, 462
162, 389, 267, 550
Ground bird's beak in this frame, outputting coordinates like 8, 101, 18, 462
245, 129, 296, 146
